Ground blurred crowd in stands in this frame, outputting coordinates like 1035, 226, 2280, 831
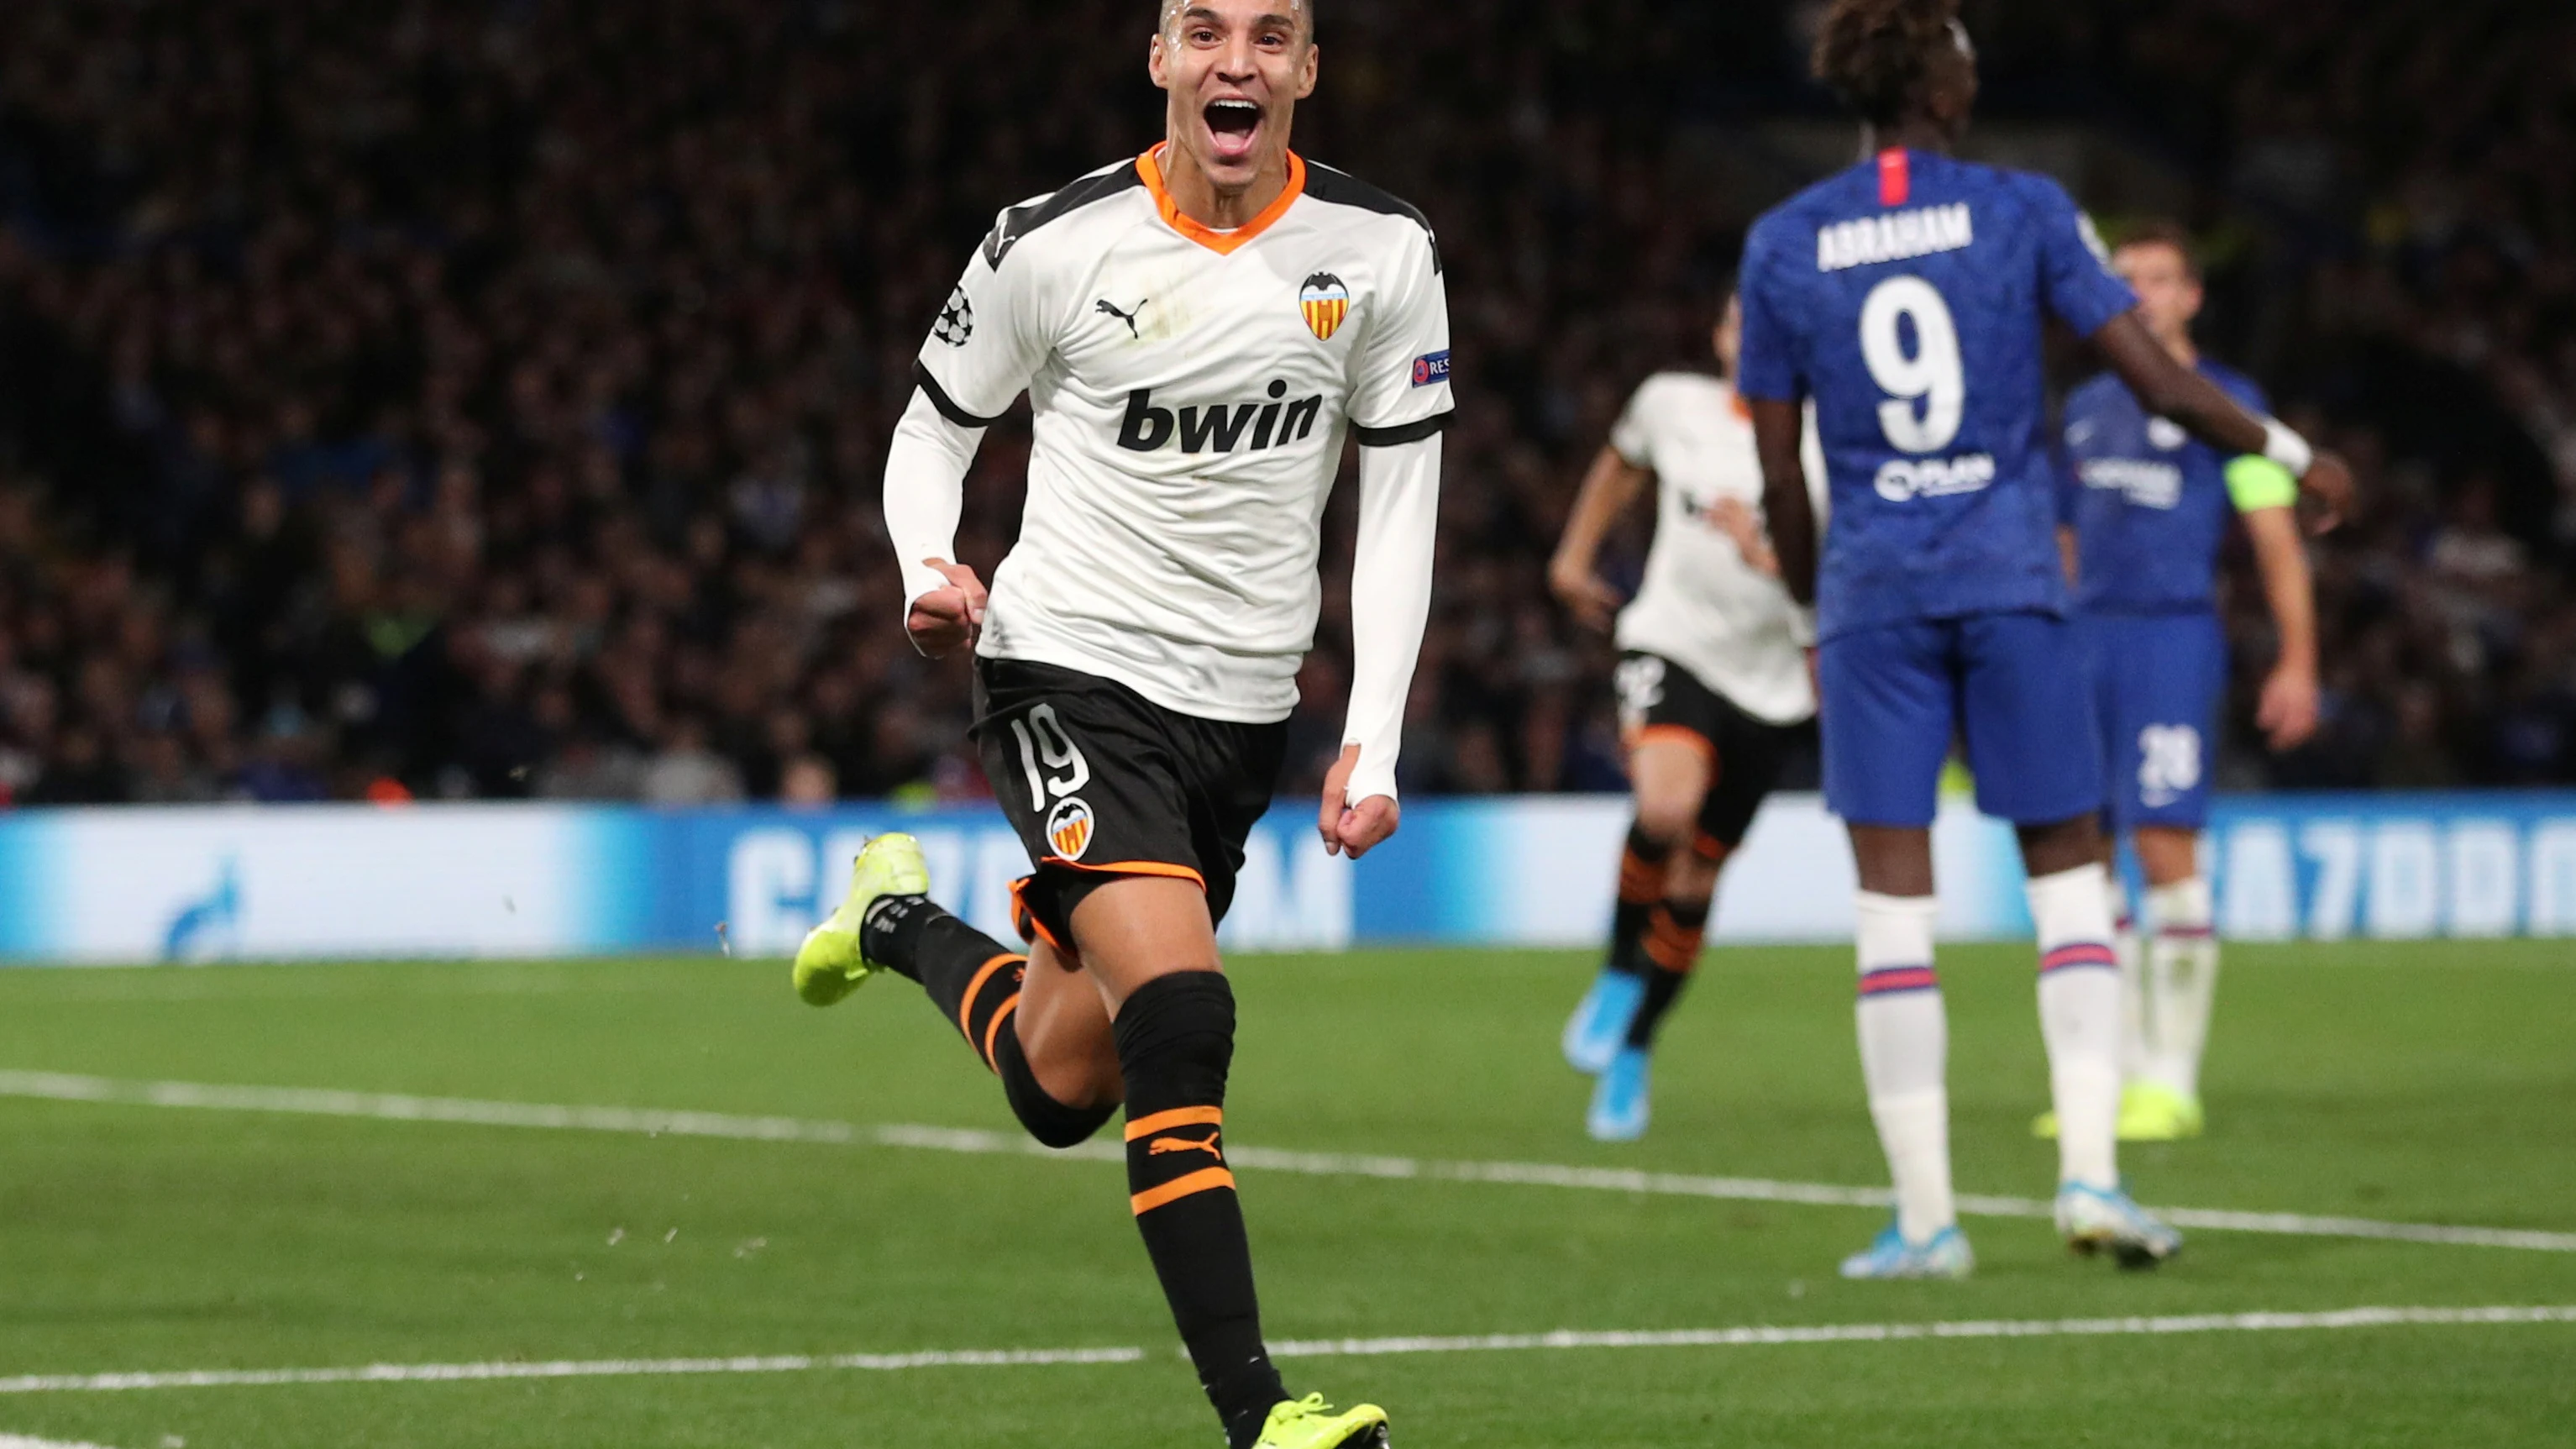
0, 0, 2569, 809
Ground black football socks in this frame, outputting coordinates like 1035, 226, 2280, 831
1114, 971, 1286, 1449
861, 895, 1113, 1147
1625, 895, 1711, 1048
1603, 824, 1671, 977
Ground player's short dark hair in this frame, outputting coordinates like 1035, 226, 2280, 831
1812, 0, 1962, 129
2113, 219, 2202, 280
1157, 0, 1315, 42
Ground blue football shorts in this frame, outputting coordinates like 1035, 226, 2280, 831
2079, 609, 2227, 832
1818, 610, 2104, 828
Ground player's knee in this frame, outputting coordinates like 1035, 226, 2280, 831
2017, 814, 2101, 877
995, 1025, 1120, 1150
1111, 970, 1236, 1102
1633, 792, 1702, 851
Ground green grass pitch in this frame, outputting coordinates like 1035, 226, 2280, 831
1, 941, 2573, 1447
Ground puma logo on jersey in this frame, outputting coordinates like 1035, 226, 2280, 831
1149, 1131, 1224, 1161
1095, 297, 1148, 339
1118, 381, 1325, 454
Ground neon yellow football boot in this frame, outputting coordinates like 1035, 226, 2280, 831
2116, 1081, 2204, 1141
791, 833, 930, 1006
1251, 1394, 1389, 1449
2032, 1082, 2206, 1142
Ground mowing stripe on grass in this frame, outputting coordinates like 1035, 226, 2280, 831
6, 1069, 2573, 1255
3, 1308, 2571, 1395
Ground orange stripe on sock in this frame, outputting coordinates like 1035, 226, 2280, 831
1130, 1167, 1236, 1215
1125, 1105, 1224, 1141
1618, 849, 1661, 904
1644, 914, 1706, 973
979, 995, 1020, 1074
953, 953, 1023, 1044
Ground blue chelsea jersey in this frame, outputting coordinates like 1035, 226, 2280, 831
1737, 149, 2138, 640
2055, 361, 2268, 615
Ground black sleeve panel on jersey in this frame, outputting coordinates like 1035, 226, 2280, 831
982, 162, 1148, 270
1302, 162, 1442, 273
1353, 411, 1455, 448
913, 362, 1010, 429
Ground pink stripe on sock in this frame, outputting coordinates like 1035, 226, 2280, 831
1859, 966, 1940, 997
2040, 942, 2117, 974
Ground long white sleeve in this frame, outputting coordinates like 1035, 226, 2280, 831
881, 387, 984, 630
1340, 433, 1442, 806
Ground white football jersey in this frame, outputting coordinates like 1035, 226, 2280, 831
1610, 373, 1823, 726
914, 148, 1454, 724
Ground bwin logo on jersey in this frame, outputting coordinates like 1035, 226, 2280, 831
1118, 381, 1326, 454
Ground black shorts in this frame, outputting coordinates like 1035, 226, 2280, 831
1613, 651, 1800, 856
973, 657, 1287, 953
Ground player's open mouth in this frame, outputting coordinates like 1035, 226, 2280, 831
1203, 97, 1263, 165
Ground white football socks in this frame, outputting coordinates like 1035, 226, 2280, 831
2030, 864, 2122, 1193
1855, 891, 1952, 1245
2113, 886, 2148, 1080
2144, 876, 2219, 1100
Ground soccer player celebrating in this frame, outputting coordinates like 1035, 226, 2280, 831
2042, 222, 2321, 1142
1551, 291, 1822, 1141
1737, 0, 2353, 1278
795, 3, 1445, 1446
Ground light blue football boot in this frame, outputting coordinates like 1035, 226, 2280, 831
1586, 1047, 1653, 1141
2055, 1182, 2184, 1268
1561, 969, 1646, 1075
1839, 1221, 1975, 1280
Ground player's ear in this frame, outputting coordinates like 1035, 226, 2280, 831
1295, 39, 1318, 99
1149, 30, 1171, 90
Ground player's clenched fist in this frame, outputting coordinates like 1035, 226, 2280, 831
1319, 743, 1401, 860
906, 558, 988, 658
2299, 451, 2358, 536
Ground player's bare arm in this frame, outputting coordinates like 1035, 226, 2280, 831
2091, 315, 2356, 533
2242, 504, 2321, 750
1750, 396, 1818, 605
1702, 497, 1781, 579
1548, 446, 1650, 631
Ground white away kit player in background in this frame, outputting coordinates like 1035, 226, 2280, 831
1551, 290, 1828, 1143
808, 3, 1448, 1446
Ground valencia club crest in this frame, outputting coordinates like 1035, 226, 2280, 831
1046, 797, 1096, 861
1298, 273, 1351, 342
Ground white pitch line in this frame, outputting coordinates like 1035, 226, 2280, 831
5, 1070, 2573, 1254
0, 1348, 1143, 1396
1268, 1305, 2576, 1358
3, 1306, 2571, 1396
0, 1435, 125, 1448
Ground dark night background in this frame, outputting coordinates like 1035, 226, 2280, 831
0, 0, 2568, 809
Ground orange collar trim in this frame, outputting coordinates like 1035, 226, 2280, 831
1137, 145, 1305, 255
